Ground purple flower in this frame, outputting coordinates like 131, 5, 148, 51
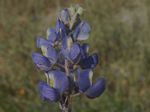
73, 21, 91, 41
80, 43, 89, 58
47, 70, 69, 94
32, 5, 106, 109
36, 37, 58, 64
59, 8, 70, 25
76, 69, 106, 98
39, 81, 60, 102
77, 69, 93, 92
62, 43, 81, 64
47, 28, 59, 44
79, 53, 99, 69
56, 19, 67, 33
32, 52, 51, 71
85, 79, 106, 98
36, 37, 51, 48
39, 70, 70, 102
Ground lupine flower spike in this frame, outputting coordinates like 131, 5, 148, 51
32, 5, 106, 112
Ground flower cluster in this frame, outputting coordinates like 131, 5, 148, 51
32, 5, 106, 110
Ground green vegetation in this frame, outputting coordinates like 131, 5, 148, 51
0, 0, 150, 112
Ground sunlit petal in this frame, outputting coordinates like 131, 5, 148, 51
32, 52, 51, 71
73, 21, 91, 41
39, 81, 60, 102
36, 37, 50, 48
48, 70, 69, 94
47, 28, 58, 43
69, 43, 81, 63
47, 45, 58, 64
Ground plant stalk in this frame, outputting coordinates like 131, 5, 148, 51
59, 96, 71, 112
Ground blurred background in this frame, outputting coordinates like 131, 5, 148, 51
0, 0, 150, 112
